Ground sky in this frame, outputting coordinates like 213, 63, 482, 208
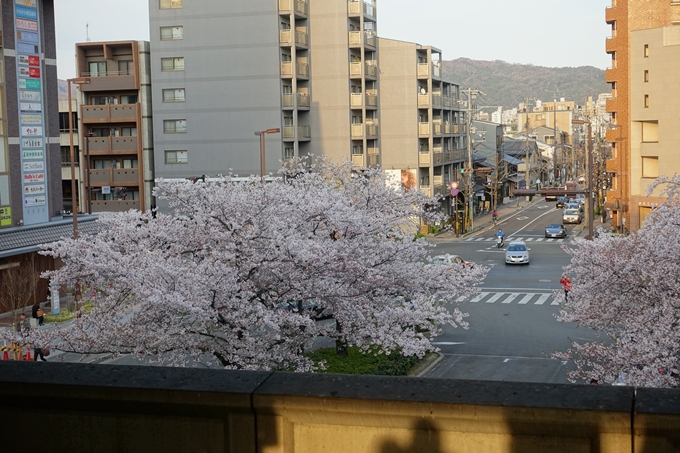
54, 0, 612, 80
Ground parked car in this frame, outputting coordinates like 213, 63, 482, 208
563, 208, 582, 224
505, 241, 530, 265
544, 224, 567, 238
556, 196, 568, 208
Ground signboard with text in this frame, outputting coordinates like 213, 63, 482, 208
14, 0, 48, 225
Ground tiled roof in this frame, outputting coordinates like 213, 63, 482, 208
0, 217, 101, 258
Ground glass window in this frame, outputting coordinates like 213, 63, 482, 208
88, 61, 107, 77
642, 157, 659, 178
163, 119, 187, 133
121, 127, 137, 137
162, 88, 185, 102
160, 0, 182, 8
161, 57, 184, 71
165, 150, 188, 164
118, 60, 133, 75
161, 26, 184, 40
120, 95, 138, 104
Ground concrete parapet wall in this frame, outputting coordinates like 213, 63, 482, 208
0, 362, 678, 453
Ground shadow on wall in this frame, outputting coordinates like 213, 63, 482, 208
379, 419, 447, 453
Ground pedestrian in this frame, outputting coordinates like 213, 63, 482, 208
560, 274, 572, 302
601, 209, 607, 224
33, 347, 48, 362
16, 314, 30, 336
32, 302, 44, 326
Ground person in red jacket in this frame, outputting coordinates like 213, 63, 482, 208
560, 274, 572, 302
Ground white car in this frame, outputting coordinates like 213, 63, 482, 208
505, 241, 530, 265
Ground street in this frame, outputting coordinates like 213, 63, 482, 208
427, 198, 599, 384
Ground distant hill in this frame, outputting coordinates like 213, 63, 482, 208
58, 79, 77, 100
441, 58, 610, 110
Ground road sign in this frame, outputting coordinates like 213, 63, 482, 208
450, 182, 458, 190
451, 189, 459, 196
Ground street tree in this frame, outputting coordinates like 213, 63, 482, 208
13, 159, 486, 371
554, 175, 680, 387
0, 261, 39, 332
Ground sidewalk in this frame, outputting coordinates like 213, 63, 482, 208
433, 196, 544, 240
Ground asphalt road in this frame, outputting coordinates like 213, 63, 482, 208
426, 199, 599, 384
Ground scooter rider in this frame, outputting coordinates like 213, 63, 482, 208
496, 229, 505, 248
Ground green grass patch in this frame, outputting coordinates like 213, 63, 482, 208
307, 347, 420, 376
44, 303, 94, 323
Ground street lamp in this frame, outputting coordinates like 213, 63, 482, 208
67, 77, 90, 238
254, 128, 281, 182
67, 76, 90, 311
84, 132, 96, 214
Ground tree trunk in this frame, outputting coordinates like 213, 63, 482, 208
335, 320, 348, 356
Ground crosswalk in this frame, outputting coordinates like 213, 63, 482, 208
465, 236, 571, 244
457, 291, 560, 306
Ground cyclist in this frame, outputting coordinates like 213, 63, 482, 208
492, 210, 498, 225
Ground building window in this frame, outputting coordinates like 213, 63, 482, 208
60, 146, 79, 166
284, 147, 294, 159
88, 61, 107, 77
121, 127, 137, 137
160, 0, 182, 8
641, 121, 658, 143
122, 159, 139, 168
118, 60, 133, 75
161, 57, 185, 71
58, 112, 77, 132
121, 94, 138, 104
164, 119, 187, 133
644, 94, 649, 108
644, 70, 649, 82
642, 157, 659, 178
162, 88, 186, 102
352, 145, 363, 155
165, 150, 188, 164
161, 26, 184, 40
644, 44, 649, 57
89, 95, 116, 105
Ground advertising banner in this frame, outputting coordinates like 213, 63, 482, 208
21, 126, 43, 136
24, 184, 45, 195
23, 161, 44, 171
16, 0, 37, 7
23, 173, 45, 184
16, 18, 38, 32
15, 6, 37, 20
19, 79, 41, 90
16, 30, 39, 43
21, 114, 41, 124
0, 207, 11, 227
22, 138, 43, 149
22, 149, 43, 160
20, 91, 41, 101
24, 196, 45, 207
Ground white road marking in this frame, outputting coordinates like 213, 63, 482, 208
456, 296, 467, 302
535, 238, 544, 242
475, 238, 484, 242
469, 292, 489, 303
465, 238, 474, 242
546, 238, 554, 242
485, 237, 495, 241
503, 358, 512, 363
524, 238, 533, 242
516, 216, 529, 220
534, 294, 551, 305
501, 293, 520, 304
486, 293, 505, 303
513, 237, 523, 242
511, 208, 557, 236
557, 239, 564, 243
518, 294, 534, 305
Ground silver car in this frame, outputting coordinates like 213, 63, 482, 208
505, 241, 530, 265
563, 208, 582, 224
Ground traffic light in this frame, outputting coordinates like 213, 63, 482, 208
460, 168, 466, 174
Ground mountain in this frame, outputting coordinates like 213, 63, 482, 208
58, 79, 78, 100
441, 58, 610, 110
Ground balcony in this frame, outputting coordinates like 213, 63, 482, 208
365, 32, 377, 48
279, 0, 292, 12
433, 122, 442, 136
281, 61, 293, 77
283, 126, 295, 139
433, 153, 444, 165
366, 124, 378, 138
89, 168, 140, 187
348, 1, 376, 20
296, 62, 309, 78
350, 93, 364, 108
365, 91, 378, 108
351, 123, 364, 139
294, 0, 308, 16
419, 186, 432, 197
432, 94, 442, 108
81, 104, 138, 124
91, 200, 141, 213
367, 153, 379, 167
298, 125, 311, 139
418, 151, 431, 166
349, 61, 377, 79
78, 71, 136, 92
433, 175, 443, 186
418, 94, 429, 107
295, 30, 309, 47
297, 93, 310, 108
418, 122, 430, 136
86, 136, 139, 155
351, 154, 364, 167
282, 93, 294, 108
417, 63, 429, 78
279, 30, 292, 46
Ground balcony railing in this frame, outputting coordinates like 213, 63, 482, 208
366, 124, 378, 137
417, 63, 429, 78
352, 154, 364, 167
294, 0, 308, 15
298, 125, 311, 139
279, 0, 291, 12
297, 93, 310, 107
81, 104, 139, 124
283, 126, 295, 139
86, 136, 139, 155
420, 186, 431, 197
296, 62, 309, 77
432, 95, 442, 108
433, 153, 443, 165
418, 94, 429, 107
351, 123, 364, 138
281, 61, 293, 76
349, 61, 377, 78
367, 153, 379, 167
296, 30, 309, 46
418, 152, 431, 166
365, 62, 377, 78
89, 168, 140, 186
365, 92, 378, 107
433, 122, 442, 136
91, 200, 141, 213
433, 175, 443, 186
280, 30, 292, 46
281, 93, 294, 107
365, 33, 377, 47
350, 93, 364, 108
419, 122, 430, 136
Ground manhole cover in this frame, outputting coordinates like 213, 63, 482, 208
539, 279, 552, 283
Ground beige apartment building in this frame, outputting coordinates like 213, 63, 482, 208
378, 38, 466, 209
628, 26, 680, 229
518, 100, 574, 145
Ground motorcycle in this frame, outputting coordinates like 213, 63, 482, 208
496, 236, 504, 248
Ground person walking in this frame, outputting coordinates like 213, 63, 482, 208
32, 302, 44, 326
33, 347, 48, 362
560, 274, 572, 302
601, 208, 607, 224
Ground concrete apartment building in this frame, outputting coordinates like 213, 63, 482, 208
518, 99, 575, 145
74, 41, 154, 213
149, 0, 380, 182
605, 0, 680, 232
378, 38, 465, 210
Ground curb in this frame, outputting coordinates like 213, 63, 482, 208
414, 352, 444, 377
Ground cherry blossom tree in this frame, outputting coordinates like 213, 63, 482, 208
13, 160, 486, 371
554, 175, 680, 387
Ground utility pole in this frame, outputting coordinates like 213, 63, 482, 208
463, 88, 485, 233
522, 97, 534, 193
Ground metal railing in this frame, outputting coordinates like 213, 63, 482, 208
295, 0, 308, 15
80, 71, 134, 78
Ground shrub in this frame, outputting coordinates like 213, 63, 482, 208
307, 347, 420, 376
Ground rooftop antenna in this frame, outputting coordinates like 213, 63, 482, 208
86, 23, 91, 42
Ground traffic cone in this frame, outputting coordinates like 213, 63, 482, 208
25, 348, 31, 361
2, 349, 8, 361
